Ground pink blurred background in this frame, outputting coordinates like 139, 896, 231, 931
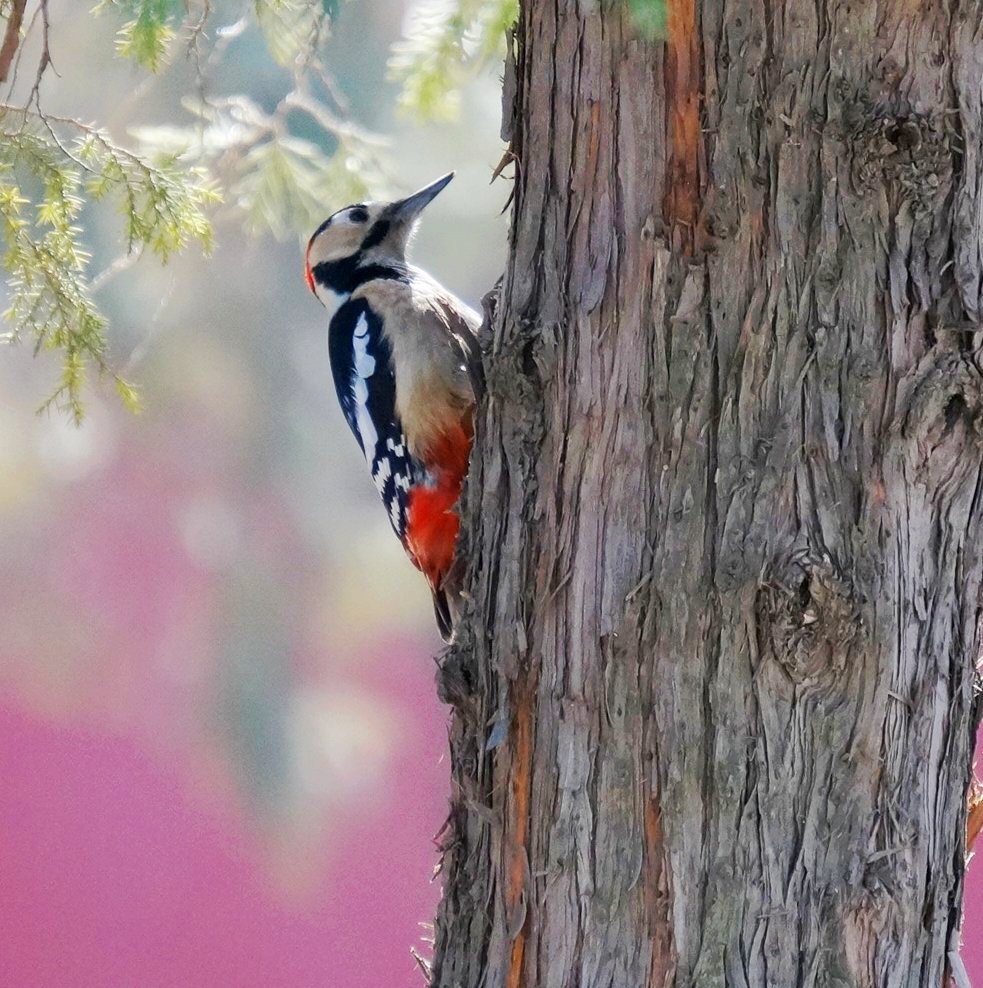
0, 3, 980, 985
0, 2, 505, 984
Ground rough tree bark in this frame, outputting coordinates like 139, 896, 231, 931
433, 1, 983, 986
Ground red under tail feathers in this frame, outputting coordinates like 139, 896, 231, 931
404, 419, 472, 594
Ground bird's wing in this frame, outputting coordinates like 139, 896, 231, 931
327, 297, 421, 544
430, 292, 484, 401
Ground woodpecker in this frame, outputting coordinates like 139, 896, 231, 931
305, 172, 481, 641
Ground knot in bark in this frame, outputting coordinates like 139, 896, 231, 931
848, 107, 953, 215
757, 555, 862, 687
894, 351, 983, 485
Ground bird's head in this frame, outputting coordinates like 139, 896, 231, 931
305, 172, 454, 302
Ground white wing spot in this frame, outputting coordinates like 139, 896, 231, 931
373, 454, 392, 495
350, 312, 379, 461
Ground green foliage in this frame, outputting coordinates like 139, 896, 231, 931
390, 0, 518, 120
236, 138, 364, 240
0, 0, 384, 421
130, 93, 388, 242
392, 0, 666, 122
0, 117, 217, 422
1, 0, 514, 421
96, 0, 332, 73
254, 0, 327, 67
78, 132, 218, 260
94, 0, 182, 72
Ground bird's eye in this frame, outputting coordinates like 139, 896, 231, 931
348, 206, 369, 223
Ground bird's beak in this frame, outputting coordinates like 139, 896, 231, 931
390, 172, 454, 222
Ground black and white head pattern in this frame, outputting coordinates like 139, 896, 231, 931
327, 298, 425, 542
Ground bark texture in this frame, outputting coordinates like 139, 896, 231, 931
433, 1, 983, 985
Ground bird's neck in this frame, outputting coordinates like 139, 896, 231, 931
313, 254, 409, 302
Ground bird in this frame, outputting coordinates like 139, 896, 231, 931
305, 172, 481, 641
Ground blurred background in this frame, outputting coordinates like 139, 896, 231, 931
0, 3, 980, 986
0, 1, 506, 985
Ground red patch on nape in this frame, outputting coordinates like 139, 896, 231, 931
304, 251, 316, 294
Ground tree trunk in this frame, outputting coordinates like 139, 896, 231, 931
432, 1, 983, 985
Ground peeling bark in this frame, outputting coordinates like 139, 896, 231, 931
433, 1, 983, 986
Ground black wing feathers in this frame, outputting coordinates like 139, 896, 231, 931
327, 298, 419, 542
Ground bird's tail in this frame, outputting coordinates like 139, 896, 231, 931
432, 551, 468, 643
432, 587, 453, 643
